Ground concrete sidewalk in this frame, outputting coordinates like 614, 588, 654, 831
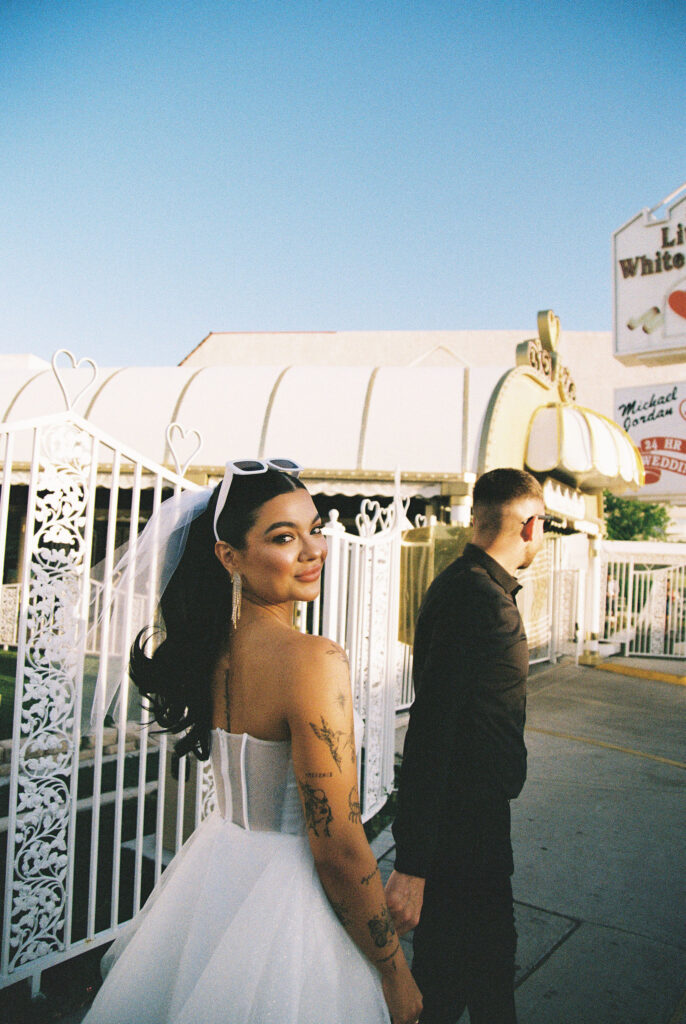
15, 656, 686, 1024
377, 655, 686, 1024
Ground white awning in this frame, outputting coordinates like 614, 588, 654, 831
526, 404, 644, 491
0, 363, 506, 490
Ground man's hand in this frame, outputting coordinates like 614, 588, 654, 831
384, 870, 426, 935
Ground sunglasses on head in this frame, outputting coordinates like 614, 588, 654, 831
213, 458, 304, 541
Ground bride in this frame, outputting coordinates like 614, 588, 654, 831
83, 460, 422, 1024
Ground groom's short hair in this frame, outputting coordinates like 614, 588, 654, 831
472, 468, 543, 536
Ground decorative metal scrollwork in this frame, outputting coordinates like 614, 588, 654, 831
9, 419, 91, 968
165, 422, 203, 478
199, 758, 217, 820
413, 513, 437, 529
557, 365, 576, 402
51, 349, 98, 412
355, 497, 410, 538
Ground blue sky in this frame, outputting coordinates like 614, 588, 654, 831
1, 0, 684, 367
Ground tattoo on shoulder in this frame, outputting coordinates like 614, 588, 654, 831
348, 786, 361, 824
361, 864, 379, 886
325, 644, 349, 666
298, 777, 333, 837
367, 905, 396, 948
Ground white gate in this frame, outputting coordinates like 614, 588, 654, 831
0, 355, 402, 993
601, 540, 686, 658
0, 392, 202, 993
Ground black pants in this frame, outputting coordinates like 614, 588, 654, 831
411, 873, 518, 1024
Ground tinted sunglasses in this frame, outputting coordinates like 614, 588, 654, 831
213, 458, 303, 541
521, 514, 555, 529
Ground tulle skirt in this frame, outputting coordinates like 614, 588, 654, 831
83, 813, 390, 1023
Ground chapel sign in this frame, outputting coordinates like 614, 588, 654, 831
613, 185, 686, 365
615, 380, 686, 499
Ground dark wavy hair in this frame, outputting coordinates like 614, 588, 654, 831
129, 468, 307, 761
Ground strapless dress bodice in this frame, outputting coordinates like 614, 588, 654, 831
210, 711, 363, 836
210, 731, 306, 834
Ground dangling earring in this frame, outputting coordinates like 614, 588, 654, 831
231, 572, 242, 629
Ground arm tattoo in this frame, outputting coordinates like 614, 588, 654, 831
374, 943, 400, 971
298, 778, 333, 837
361, 864, 379, 886
330, 899, 350, 928
309, 715, 346, 772
348, 786, 361, 824
346, 730, 356, 765
334, 688, 348, 711
367, 905, 396, 948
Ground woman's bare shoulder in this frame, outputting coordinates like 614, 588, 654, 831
283, 632, 348, 669
280, 633, 350, 702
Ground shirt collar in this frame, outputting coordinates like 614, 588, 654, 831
462, 542, 522, 597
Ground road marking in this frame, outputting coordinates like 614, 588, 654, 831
526, 727, 686, 770
595, 662, 686, 686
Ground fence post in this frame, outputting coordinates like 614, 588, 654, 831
2, 416, 93, 987
581, 536, 602, 662
321, 509, 346, 646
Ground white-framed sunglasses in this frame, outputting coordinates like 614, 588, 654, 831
213, 458, 304, 541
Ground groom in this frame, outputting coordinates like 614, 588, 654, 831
386, 468, 547, 1024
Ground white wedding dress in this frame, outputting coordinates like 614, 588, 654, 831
83, 713, 389, 1023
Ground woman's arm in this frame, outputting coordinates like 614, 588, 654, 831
286, 635, 422, 1024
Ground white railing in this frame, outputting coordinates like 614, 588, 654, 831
294, 501, 405, 817
0, 400, 203, 995
601, 541, 686, 658
0, 353, 404, 995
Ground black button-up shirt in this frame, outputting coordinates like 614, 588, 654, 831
393, 543, 529, 879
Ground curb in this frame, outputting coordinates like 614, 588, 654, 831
594, 661, 686, 686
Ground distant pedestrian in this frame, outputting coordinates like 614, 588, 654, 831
385, 468, 547, 1024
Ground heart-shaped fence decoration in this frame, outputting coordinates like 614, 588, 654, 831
51, 349, 98, 411
356, 498, 384, 537
668, 290, 686, 320
166, 422, 203, 478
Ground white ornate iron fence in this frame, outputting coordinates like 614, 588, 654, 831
0, 355, 404, 995
0, 391, 203, 995
522, 535, 587, 665
601, 541, 686, 658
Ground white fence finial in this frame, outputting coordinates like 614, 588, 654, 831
165, 422, 203, 478
51, 349, 98, 412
